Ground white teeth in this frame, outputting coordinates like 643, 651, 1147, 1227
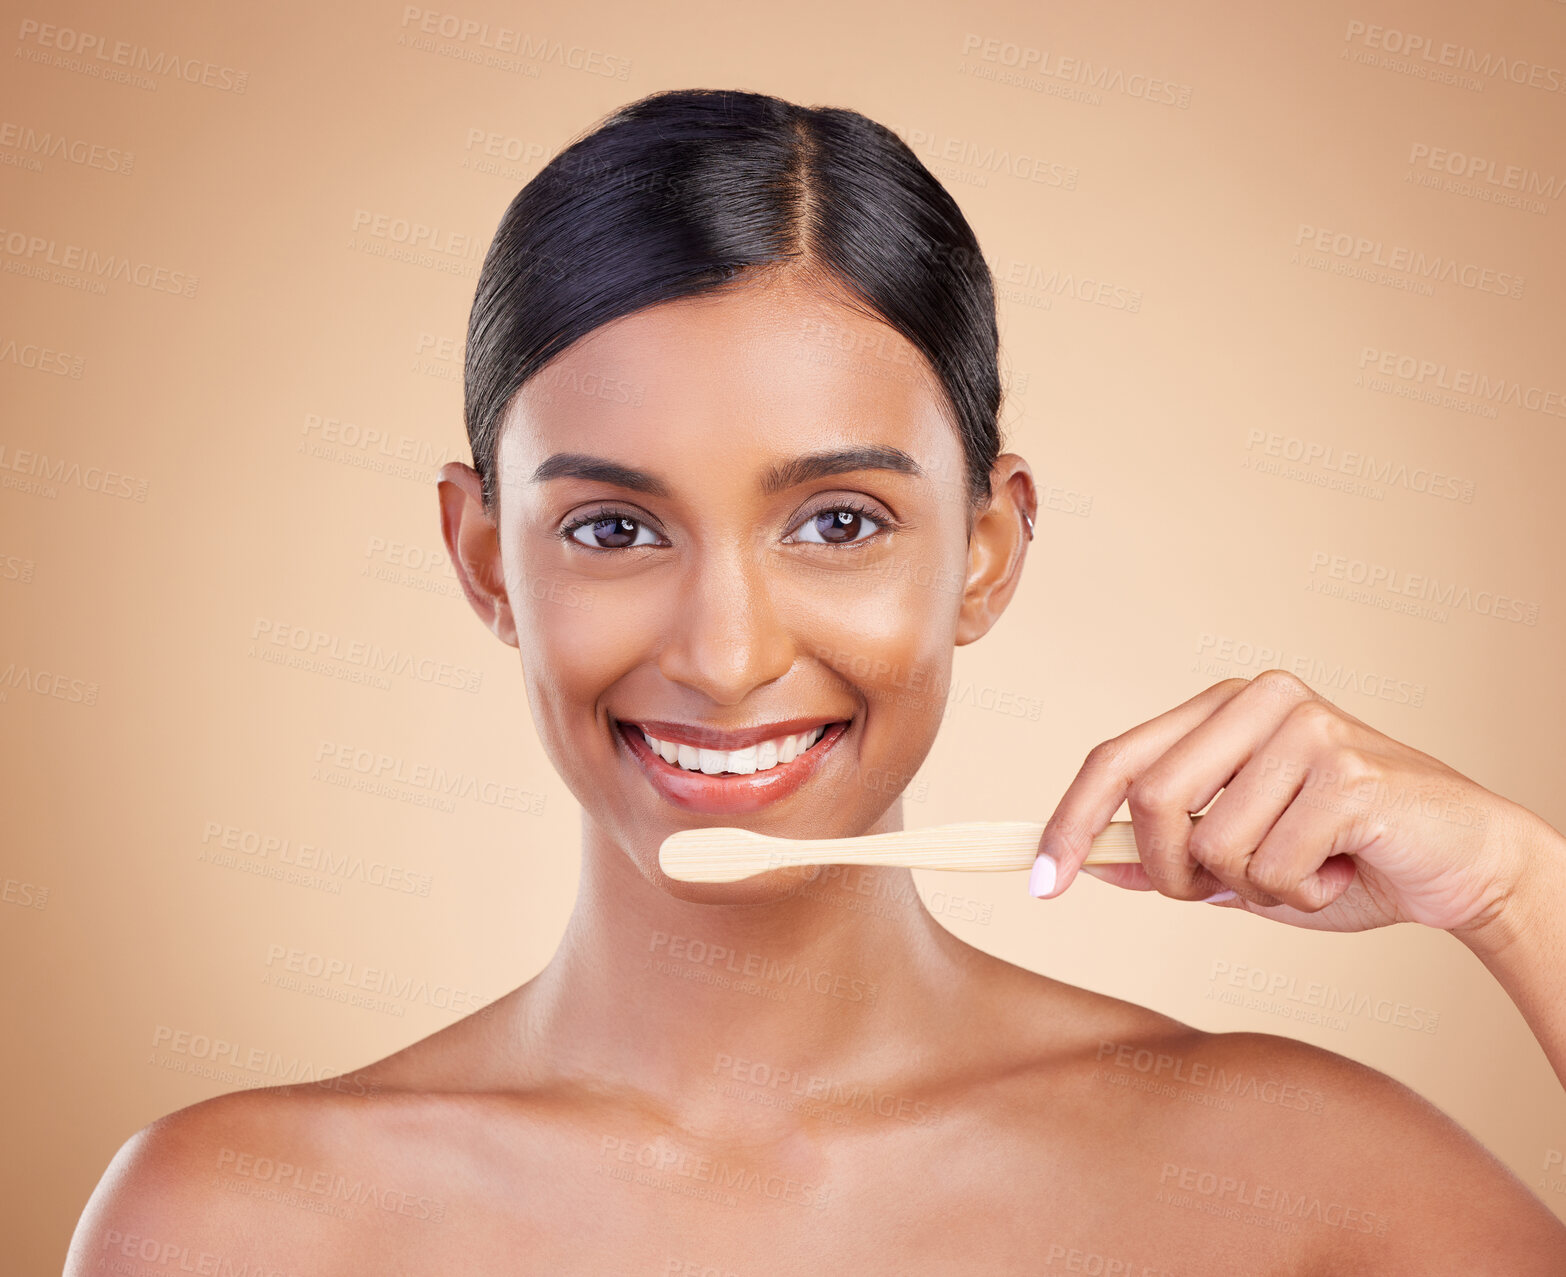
639, 724, 830, 775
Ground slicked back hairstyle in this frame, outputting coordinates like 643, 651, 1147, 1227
463, 88, 1004, 522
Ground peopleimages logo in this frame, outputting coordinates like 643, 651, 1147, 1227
1306, 551, 1539, 626
14, 18, 250, 92
1342, 20, 1566, 95
200, 821, 433, 896
0, 122, 134, 174
0, 337, 84, 378
248, 617, 484, 694
0, 442, 150, 501
215, 1147, 446, 1222
396, 7, 632, 79
1193, 631, 1428, 708
886, 122, 1079, 190
0, 227, 199, 297
150, 1025, 382, 1094
0, 658, 98, 705
1357, 347, 1566, 419
648, 932, 879, 1006
1407, 143, 1565, 201
350, 209, 482, 260
1293, 224, 1522, 297
1157, 1162, 1390, 1236
960, 32, 1194, 107
311, 738, 549, 816
1243, 429, 1475, 503
262, 944, 490, 1017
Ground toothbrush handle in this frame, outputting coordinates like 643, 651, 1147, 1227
762, 817, 1177, 873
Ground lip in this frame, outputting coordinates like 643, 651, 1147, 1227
616, 717, 852, 815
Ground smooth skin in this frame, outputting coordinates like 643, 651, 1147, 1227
67, 267, 1566, 1274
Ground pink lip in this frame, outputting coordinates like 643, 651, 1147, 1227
616, 718, 851, 815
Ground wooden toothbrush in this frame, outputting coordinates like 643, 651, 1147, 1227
658, 817, 1192, 884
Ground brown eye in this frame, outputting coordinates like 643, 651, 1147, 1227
566, 514, 656, 550
816, 510, 862, 543
792, 505, 885, 546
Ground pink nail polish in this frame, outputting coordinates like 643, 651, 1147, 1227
1202, 888, 1236, 903
1029, 854, 1057, 898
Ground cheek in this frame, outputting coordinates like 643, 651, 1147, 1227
508, 577, 643, 783
507, 535, 659, 673
813, 582, 955, 813
783, 564, 961, 743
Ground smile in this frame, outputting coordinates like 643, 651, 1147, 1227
639, 722, 829, 775
614, 716, 852, 815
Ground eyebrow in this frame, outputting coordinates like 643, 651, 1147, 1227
530, 445, 925, 497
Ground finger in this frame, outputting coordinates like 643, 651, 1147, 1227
1124, 675, 1312, 902
1188, 699, 1347, 906
1244, 786, 1363, 912
1035, 679, 1253, 898
1079, 862, 1247, 905
1127, 681, 1325, 904
1077, 862, 1158, 891
1131, 673, 1324, 901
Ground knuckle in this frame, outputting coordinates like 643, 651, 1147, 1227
1323, 744, 1381, 792
1186, 823, 1223, 865
1125, 773, 1175, 814
1293, 880, 1335, 913
1043, 814, 1092, 858
1138, 824, 1182, 861
1246, 857, 1294, 898
1136, 854, 1184, 891
1251, 668, 1311, 702
1284, 696, 1340, 735
1085, 737, 1129, 773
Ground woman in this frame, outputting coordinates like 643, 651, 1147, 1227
67, 88, 1566, 1274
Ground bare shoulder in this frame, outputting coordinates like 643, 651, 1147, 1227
972, 965, 1565, 1274
64, 1085, 354, 1274
1142, 1027, 1566, 1275
62, 1019, 499, 1277
64, 1001, 540, 1275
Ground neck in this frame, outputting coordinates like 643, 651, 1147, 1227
511, 798, 981, 1124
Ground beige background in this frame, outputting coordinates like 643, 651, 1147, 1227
4, 0, 1564, 1265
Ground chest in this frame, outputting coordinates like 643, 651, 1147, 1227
334, 1110, 1316, 1276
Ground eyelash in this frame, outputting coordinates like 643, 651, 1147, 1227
556, 498, 899, 552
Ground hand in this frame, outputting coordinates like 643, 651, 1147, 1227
1029, 670, 1551, 941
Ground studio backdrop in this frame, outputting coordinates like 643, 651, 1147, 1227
3, 0, 1563, 1267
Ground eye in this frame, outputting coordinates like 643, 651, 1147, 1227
787, 500, 889, 547
560, 507, 662, 551
557, 499, 899, 552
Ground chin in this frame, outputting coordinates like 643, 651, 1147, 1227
648, 858, 825, 906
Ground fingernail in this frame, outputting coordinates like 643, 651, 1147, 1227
1202, 888, 1237, 903
1029, 853, 1057, 898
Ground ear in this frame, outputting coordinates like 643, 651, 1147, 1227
954, 454, 1038, 647
437, 462, 518, 647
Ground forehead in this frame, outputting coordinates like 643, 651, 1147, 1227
494, 271, 962, 497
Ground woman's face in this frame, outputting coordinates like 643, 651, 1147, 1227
440, 269, 1034, 903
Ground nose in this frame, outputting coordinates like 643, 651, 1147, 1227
656, 544, 797, 706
